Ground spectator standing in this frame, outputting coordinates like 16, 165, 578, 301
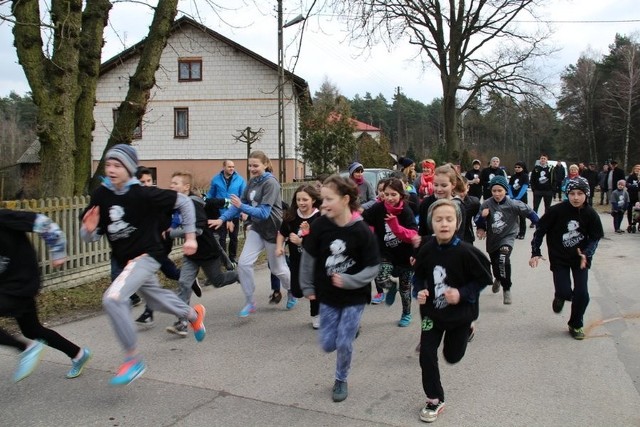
606, 161, 625, 203
553, 161, 566, 201
530, 154, 555, 223
206, 160, 246, 265
582, 163, 599, 205
597, 164, 610, 205
625, 164, 640, 232
347, 162, 376, 211
464, 159, 483, 199
508, 161, 530, 239
611, 180, 630, 233
479, 157, 507, 201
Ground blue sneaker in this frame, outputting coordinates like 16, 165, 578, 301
66, 348, 92, 379
398, 313, 412, 327
385, 283, 398, 306
371, 292, 385, 304
109, 358, 146, 386
14, 340, 46, 382
238, 302, 256, 318
286, 293, 298, 310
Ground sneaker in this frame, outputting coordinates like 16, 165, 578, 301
385, 283, 398, 306
268, 291, 282, 304
312, 315, 320, 330
552, 297, 565, 314
503, 290, 512, 305
371, 292, 385, 304
286, 293, 298, 310
492, 279, 501, 293
569, 326, 585, 340
109, 357, 146, 386
627, 225, 633, 233
529, 223, 536, 229
398, 313, 412, 327
190, 304, 206, 342
420, 401, 445, 423
13, 340, 46, 382
135, 309, 154, 327
191, 278, 202, 298
66, 348, 92, 379
129, 293, 142, 307
332, 380, 348, 402
238, 302, 257, 318
166, 320, 189, 337
516, 234, 525, 240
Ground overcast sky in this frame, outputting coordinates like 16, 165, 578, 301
0, 0, 638, 104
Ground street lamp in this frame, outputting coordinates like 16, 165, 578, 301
277, 2, 305, 183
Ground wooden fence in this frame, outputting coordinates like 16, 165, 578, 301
0, 182, 305, 291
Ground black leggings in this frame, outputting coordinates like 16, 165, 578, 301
0, 296, 79, 358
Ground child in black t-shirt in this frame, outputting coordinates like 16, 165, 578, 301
530, 177, 603, 340
414, 199, 492, 423
81, 144, 206, 386
276, 184, 321, 328
300, 175, 380, 403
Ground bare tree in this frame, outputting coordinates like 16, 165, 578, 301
603, 40, 640, 170
329, 0, 553, 159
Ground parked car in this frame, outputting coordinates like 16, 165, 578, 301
340, 168, 394, 190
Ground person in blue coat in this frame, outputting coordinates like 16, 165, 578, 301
206, 160, 247, 264
508, 161, 530, 239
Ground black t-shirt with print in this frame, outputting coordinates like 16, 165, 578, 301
361, 201, 416, 268
0, 210, 41, 297
280, 210, 321, 295
303, 215, 380, 307
89, 185, 177, 265
414, 238, 492, 326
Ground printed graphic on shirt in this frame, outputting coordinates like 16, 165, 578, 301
538, 170, 549, 184
249, 190, 257, 206
432, 265, 451, 309
421, 316, 434, 332
491, 211, 507, 234
325, 239, 355, 275
512, 178, 521, 191
0, 255, 9, 274
383, 222, 400, 248
562, 220, 583, 248
107, 205, 137, 240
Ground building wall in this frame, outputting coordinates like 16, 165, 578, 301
93, 24, 303, 183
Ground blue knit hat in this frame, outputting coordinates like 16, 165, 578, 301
348, 162, 364, 176
489, 175, 509, 192
106, 144, 139, 177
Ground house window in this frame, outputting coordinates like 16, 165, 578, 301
174, 108, 189, 138
112, 108, 142, 139
178, 59, 202, 81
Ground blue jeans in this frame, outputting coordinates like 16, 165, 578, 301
318, 303, 365, 382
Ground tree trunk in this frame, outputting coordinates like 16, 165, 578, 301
74, 0, 113, 194
441, 80, 459, 159
89, 0, 180, 190
13, 0, 83, 197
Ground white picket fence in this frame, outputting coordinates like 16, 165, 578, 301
1, 182, 305, 291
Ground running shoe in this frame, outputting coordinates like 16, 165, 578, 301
569, 326, 585, 340
268, 291, 282, 304
238, 302, 256, 318
420, 401, 445, 423
13, 340, 46, 383
191, 278, 202, 298
286, 293, 298, 310
190, 304, 206, 342
66, 348, 92, 379
166, 320, 188, 337
109, 357, 146, 386
312, 315, 320, 330
371, 292, 385, 304
398, 313, 412, 327
135, 309, 154, 327
385, 283, 398, 306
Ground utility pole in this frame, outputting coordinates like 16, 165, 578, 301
396, 86, 402, 154
277, 0, 285, 183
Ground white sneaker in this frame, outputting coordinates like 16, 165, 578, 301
312, 316, 320, 329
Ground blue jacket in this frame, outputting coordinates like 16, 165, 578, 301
206, 170, 246, 217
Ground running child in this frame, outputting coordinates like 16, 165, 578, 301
529, 177, 604, 340
165, 171, 238, 336
81, 144, 206, 386
418, 164, 467, 241
0, 209, 91, 382
276, 184, 322, 328
370, 178, 389, 304
210, 151, 292, 317
610, 179, 629, 233
414, 199, 492, 423
300, 175, 380, 402
475, 175, 539, 304
362, 177, 419, 327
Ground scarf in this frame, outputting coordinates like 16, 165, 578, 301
353, 176, 364, 185
419, 161, 436, 197
568, 170, 579, 179
384, 200, 404, 215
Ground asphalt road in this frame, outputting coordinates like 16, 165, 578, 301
1, 209, 639, 426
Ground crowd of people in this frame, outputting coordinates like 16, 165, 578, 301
4, 147, 635, 423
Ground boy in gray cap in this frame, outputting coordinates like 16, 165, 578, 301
475, 175, 539, 304
81, 144, 206, 386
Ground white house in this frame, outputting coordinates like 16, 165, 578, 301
93, 16, 310, 188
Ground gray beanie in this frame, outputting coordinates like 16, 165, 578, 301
106, 144, 138, 177
489, 175, 509, 192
